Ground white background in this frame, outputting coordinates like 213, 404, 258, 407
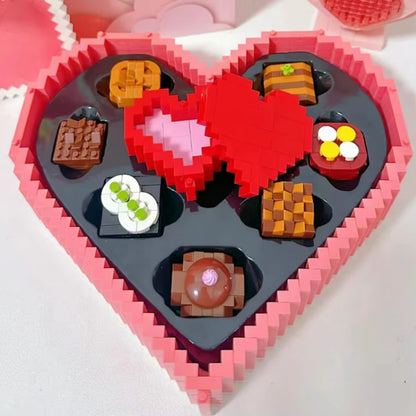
1, 1, 415, 415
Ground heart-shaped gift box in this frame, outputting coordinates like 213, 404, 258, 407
10, 31, 412, 414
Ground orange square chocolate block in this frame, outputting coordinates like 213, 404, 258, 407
52, 117, 106, 170
109, 60, 161, 108
263, 62, 316, 105
261, 182, 315, 238
171, 251, 245, 317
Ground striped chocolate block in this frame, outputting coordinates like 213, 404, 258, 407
263, 62, 317, 105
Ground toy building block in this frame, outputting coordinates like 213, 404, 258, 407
308, 0, 416, 49
262, 62, 317, 105
0, 0, 75, 97
309, 123, 368, 180
8, 32, 412, 415
200, 73, 313, 198
109, 60, 161, 108
100, 174, 160, 235
171, 251, 244, 317
320, 0, 402, 27
139, 108, 211, 166
65, 0, 235, 39
261, 182, 315, 238
52, 117, 106, 170
124, 88, 220, 201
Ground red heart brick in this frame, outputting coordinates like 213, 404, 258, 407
125, 73, 313, 200
200, 73, 313, 197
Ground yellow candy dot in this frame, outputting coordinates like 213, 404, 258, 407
320, 141, 340, 161
337, 125, 356, 142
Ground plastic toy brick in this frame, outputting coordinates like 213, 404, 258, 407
262, 182, 315, 238
124, 87, 220, 201
321, 0, 402, 27
9, 33, 412, 415
309, 122, 368, 180
263, 62, 317, 105
64, 0, 235, 38
52, 117, 106, 170
0, 0, 75, 97
139, 109, 211, 166
309, 0, 416, 49
46, 0, 77, 50
100, 174, 160, 236
171, 251, 244, 317
109, 60, 161, 108
200, 73, 314, 198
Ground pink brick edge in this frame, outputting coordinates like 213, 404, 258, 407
9, 31, 412, 415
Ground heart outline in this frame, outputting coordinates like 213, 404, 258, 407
9, 31, 412, 414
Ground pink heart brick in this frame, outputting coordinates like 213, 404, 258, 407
138, 109, 210, 166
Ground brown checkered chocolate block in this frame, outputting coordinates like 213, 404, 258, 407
261, 182, 315, 239
263, 62, 316, 105
171, 251, 245, 317
52, 117, 106, 170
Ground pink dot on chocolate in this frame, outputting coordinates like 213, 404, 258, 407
184, 258, 232, 309
202, 269, 218, 286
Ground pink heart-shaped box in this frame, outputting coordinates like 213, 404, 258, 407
9, 31, 412, 414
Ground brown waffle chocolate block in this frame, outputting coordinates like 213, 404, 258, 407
52, 117, 106, 170
261, 182, 315, 239
171, 251, 245, 317
263, 62, 316, 105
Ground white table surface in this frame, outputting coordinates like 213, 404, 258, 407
1, 1, 415, 415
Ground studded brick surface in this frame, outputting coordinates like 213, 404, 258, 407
262, 182, 315, 238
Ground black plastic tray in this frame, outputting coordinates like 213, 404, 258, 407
36, 52, 387, 366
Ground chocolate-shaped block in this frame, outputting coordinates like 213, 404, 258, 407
109, 60, 161, 108
52, 117, 106, 170
262, 182, 315, 238
171, 251, 245, 317
99, 174, 161, 237
309, 122, 368, 180
263, 62, 316, 105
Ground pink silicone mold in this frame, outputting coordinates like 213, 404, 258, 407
9, 31, 412, 415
